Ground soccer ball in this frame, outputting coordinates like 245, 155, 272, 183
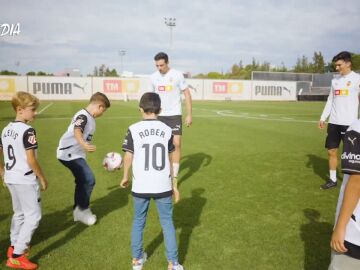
103, 152, 122, 171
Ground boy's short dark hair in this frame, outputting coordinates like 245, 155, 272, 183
139, 92, 161, 114
332, 51, 352, 63
90, 92, 111, 108
154, 52, 169, 63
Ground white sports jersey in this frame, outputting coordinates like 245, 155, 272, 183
336, 120, 360, 246
122, 119, 175, 197
57, 109, 95, 161
150, 68, 188, 116
1, 121, 38, 185
320, 71, 360, 125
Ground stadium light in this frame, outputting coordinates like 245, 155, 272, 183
164, 17, 176, 49
118, 50, 126, 76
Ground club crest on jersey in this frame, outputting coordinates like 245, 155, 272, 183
74, 119, 84, 126
28, 135, 36, 145
347, 81, 351, 87
335, 89, 349, 96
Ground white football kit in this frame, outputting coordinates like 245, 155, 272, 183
320, 71, 360, 126
150, 69, 188, 116
0, 121, 42, 255
1, 121, 38, 185
57, 109, 95, 161
122, 119, 175, 197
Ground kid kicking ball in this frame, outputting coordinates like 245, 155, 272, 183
103, 152, 122, 171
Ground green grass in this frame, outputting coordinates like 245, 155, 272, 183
0, 100, 339, 269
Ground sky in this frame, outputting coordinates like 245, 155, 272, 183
0, 0, 359, 76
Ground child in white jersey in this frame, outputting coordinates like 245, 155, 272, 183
120, 92, 183, 270
57, 92, 110, 226
0, 91, 48, 270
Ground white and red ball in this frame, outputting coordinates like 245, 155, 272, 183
103, 152, 122, 171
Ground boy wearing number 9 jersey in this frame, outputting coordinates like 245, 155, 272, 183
120, 92, 184, 270
0, 91, 48, 270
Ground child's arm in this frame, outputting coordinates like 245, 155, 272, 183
120, 151, 133, 188
0, 146, 4, 184
331, 174, 360, 253
26, 149, 48, 191
74, 128, 96, 152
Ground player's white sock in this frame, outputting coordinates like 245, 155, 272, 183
173, 163, 180, 178
330, 170, 337, 182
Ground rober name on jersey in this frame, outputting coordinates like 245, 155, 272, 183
139, 128, 165, 139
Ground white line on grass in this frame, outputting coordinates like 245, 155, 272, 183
37, 102, 54, 115
216, 110, 317, 124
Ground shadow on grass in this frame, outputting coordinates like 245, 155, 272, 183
146, 188, 207, 264
179, 153, 212, 187
306, 154, 329, 182
30, 186, 129, 261
300, 208, 333, 270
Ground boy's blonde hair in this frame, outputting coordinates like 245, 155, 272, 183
11, 91, 40, 111
90, 92, 111, 108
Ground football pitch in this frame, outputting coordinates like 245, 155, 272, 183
0, 100, 339, 270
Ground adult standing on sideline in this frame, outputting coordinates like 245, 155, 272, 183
150, 52, 192, 188
319, 51, 360, 190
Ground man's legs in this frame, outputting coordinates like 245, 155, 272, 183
328, 148, 338, 182
172, 135, 181, 178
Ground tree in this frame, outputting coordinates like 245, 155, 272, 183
26, 71, 36, 76
312, 51, 325, 73
0, 70, 18, 75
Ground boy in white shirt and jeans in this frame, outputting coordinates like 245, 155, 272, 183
121, 92, 183, 270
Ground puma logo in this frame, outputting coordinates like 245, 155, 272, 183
348, 137, 357, 146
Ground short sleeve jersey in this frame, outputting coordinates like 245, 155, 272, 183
320, 71, 360, 125
57, 109, 95, 161
150, 68, 188, 116
122, 119, 175, 198
336, 119, 360, 246
1, 121, 38, 184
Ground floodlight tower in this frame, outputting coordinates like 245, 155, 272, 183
164, 17, 176, 49
118, 50, 126, 76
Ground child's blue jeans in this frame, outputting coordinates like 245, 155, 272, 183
59, 158, 95, 210
131, 195, 179, 263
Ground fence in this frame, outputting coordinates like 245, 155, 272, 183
0, 76, 298, 101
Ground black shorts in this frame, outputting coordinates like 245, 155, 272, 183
158, 115, 182, 135
325, 123, 349, 149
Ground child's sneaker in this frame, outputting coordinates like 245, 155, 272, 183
6, 254, 38, 269
7, 246, 14, 258
73, 206, 97, 226
168, 261, 184, 270
132, 252, 147, 270
7, 246, 30, 258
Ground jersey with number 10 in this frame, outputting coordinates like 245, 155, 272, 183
122, 119, 175, 197
0, 121, 38, 185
